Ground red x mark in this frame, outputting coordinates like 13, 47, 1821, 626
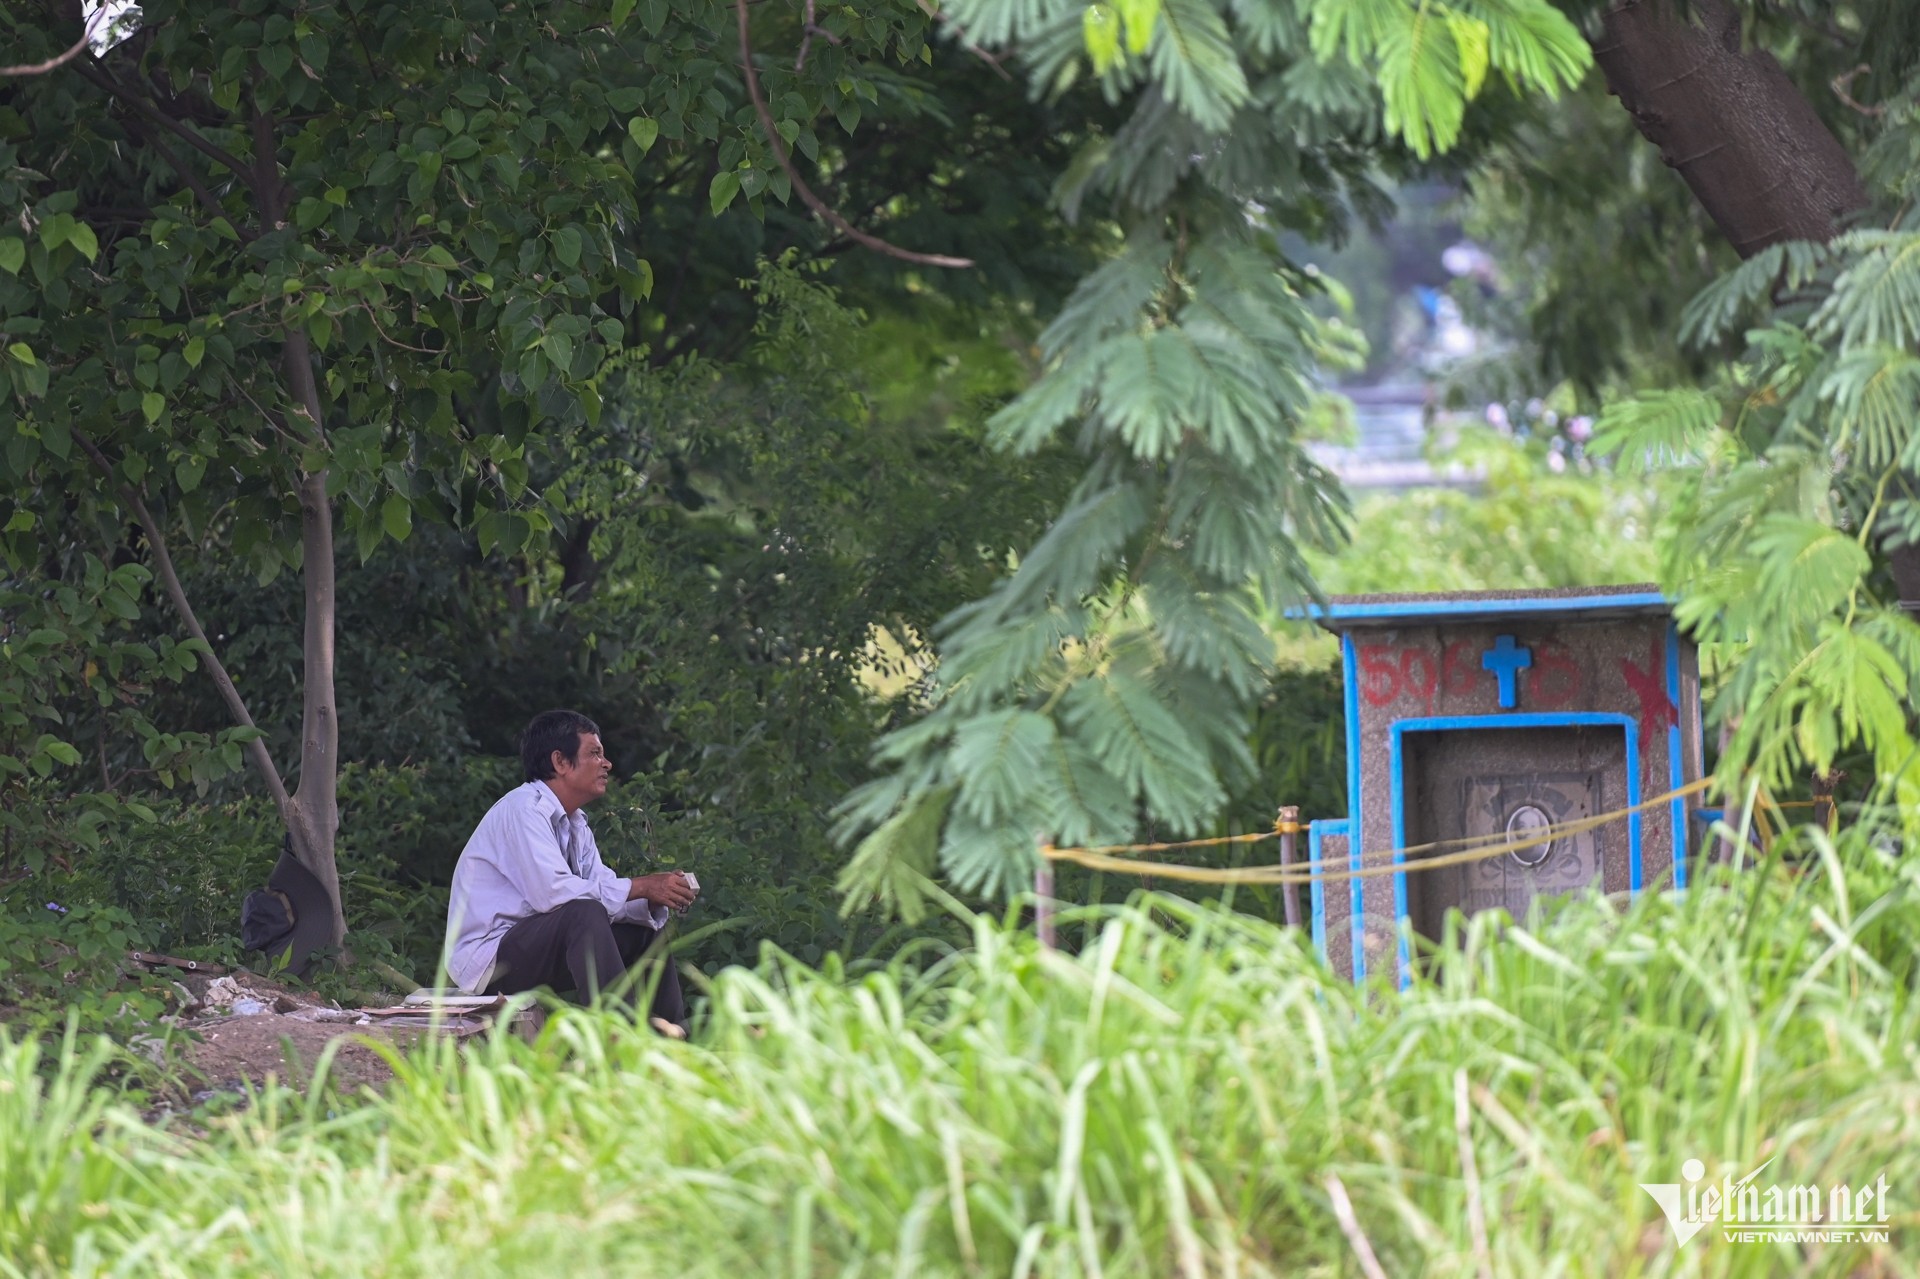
1620, 637, 1676, 750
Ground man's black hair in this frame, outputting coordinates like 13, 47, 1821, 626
521, 709, 602, 782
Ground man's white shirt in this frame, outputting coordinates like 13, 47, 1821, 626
445, 781, 668, 993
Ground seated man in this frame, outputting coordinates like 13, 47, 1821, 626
446, 709, 698, 1030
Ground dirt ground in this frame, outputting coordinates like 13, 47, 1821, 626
175, 1011, 435, 1096
135, 964, 508, 1106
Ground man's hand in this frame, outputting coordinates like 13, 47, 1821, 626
629, 871, 697, 912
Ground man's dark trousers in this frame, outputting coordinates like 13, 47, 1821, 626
483, 897, 686, 1025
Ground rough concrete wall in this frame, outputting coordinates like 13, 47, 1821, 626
1340, 616, 1700, 977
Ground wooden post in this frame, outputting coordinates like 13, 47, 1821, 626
1034, 844, 1056, 950
1277, 805, 1301, 929
1812, 769, 1844, 835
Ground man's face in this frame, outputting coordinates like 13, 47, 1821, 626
549, 732, 612, 810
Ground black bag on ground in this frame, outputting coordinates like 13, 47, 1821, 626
241, 837, 331, 978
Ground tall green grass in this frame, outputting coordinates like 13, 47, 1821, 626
4, 835, 1917, 1277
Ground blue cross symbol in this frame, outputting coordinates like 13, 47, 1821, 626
1481, 634, 1532, 709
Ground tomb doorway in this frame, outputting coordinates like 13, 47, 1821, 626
1400, 725, 1630, 945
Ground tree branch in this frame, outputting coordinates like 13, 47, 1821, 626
1831, 64, 1886, 119
71, 428, 293, 820
793, 0, 841, 73
1593, 0, 1866, 257
735, 0, 973, 269
0, 5, 107, 77
915, 0, 1014, 82
122, 117, 239, 230
65, 59, 258, 194
248, 72, 288, 223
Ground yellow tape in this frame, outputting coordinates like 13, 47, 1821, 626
1041, 778, 1716, 887
1060, 829, 1282, 857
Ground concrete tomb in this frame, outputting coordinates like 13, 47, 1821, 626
1307, 586, 1706, 982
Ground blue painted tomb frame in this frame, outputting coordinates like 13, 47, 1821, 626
1301, 586, 1707, 983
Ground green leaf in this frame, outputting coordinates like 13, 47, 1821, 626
1591, 389, 1722, 471
939, 607, 1084, 712
141, 391, 166, 423
1450, 13, 1489, 99
836, 786, 952, 924
994, 481, 1152, 615
1144, 0, 1249, 133
1748, 515, 1871, 631
1116, 0, 1157, 52
551, 226, 582, 268
1143, 560, 1272, 697
295, 197, 333, 231
183, 336, 206, 368
619, 260, 654, 300
37, 212, 74, 250
628, 117, 660, 155
542, 329, 574, 376
938, 804, 1040, 897
1041, 737, 1133, 848
1085, 4, 1122, 74
1813, 231, 1920, 354
1062, 670, 1223, 834
1680, 242, 1828, 346
709, 170, 741, 216
950, 710, 1058, 827
355, 509, 383, 563
6, 342, 35, 366
518, 346, 549, 391
0, 238, 23, 275
175, 455, 207, 493
1377, 6, 1466, 160
476, 510, 506, 556
1821, 345, 1920, 470
382, 493, 413, 541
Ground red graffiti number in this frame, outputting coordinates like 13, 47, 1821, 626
1401, 649, 1437, 706
1442, 640, 1480, 697
1358, 644, 1441, 710
1359, 645, 1399, 706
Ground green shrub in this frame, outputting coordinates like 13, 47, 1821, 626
0, 904, 168, 1041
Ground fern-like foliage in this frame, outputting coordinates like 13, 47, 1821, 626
1595, 103, 1920, 807
839, 0, 1607, 903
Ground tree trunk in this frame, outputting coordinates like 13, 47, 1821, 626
281, 329, 346, 946
1591, 0, 1867, 256
286, 466, 345, 945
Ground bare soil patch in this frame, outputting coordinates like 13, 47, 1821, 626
141, 966, 501, 1105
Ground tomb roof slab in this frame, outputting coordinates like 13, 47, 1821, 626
1305, 584, 1669, 629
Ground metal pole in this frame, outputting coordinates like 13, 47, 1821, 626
1034, 847, 1056, 949
1277, 805, 1301, 929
